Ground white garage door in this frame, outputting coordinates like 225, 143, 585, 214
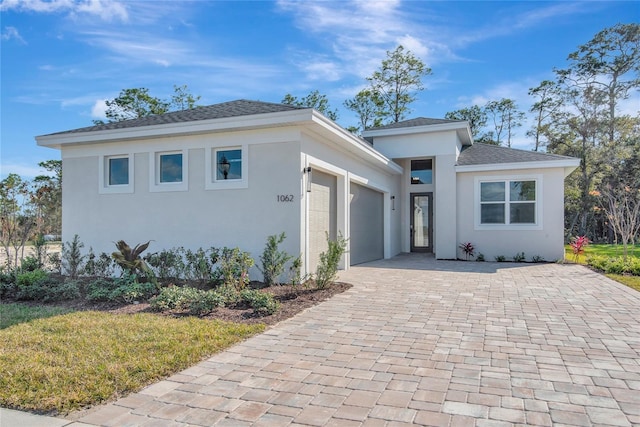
308, 170, 337, 273
350, 183, 384, 265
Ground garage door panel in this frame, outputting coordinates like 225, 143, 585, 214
350, 183, 383, 265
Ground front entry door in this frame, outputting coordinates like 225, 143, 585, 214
410, 193, 433, 253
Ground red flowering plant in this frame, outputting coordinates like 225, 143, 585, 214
569, 235, 590, 262
459, 242, 475, 261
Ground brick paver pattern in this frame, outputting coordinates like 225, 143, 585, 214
75, 255, 640, 426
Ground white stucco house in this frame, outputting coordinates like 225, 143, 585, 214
36, 100, 579, 277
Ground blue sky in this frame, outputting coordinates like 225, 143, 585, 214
1, 0, 637, 178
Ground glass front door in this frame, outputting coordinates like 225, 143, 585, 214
410, 193, 433, 252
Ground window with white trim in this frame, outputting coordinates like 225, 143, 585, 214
205, 145, 248, 190
99, 154, 133, 194
150, 150, 188, 192
480, 179, 537, 225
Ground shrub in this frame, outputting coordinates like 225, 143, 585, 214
532, 255, 545, 262
476, 253, 485, 262
240, 289, 279, 316
112, 241, 154, 281
150, 286, 201, 311
15, 274, 80, 302
145, 248, 186, 281
288, 255, 309, 286
47, 252, 61, 274
586, 256, 640, 276
61, 234, 85, 279
150, 286, 225, 315
87, 274, 156, 303
513, 252, 526, 262
494, 255, 506, 262
20, 255, 41, 272
16, 269, 48, 287
83, 249, 115, 277
217, 247, 254, 290
183, 247, 219, 284
258, 233, 293, 286
31, 234, 48, 269
315, 232, 348, 289
459, 242, 475, 260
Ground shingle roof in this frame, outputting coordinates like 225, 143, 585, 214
367, 117, 462, 130
457, 143, 576, 166
45, 100, 306, 136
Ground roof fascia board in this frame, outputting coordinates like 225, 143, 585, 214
309, 112, 403, 176
36, 109, 315, 148
363, 121, 473, 145
455, 159, 580, 174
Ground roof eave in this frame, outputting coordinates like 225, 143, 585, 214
36, 108, 316, 148
455, 159, 581, 175
362, 121, 473, 145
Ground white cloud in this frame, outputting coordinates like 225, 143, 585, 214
1, 26, 26, 43
91, 99, 107, 119
0, 0, 128, 22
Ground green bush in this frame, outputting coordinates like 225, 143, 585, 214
258, 233, 293, 286
20, 256, 41, 272
16, 269, 48, 287
87, 274, 156, 303
150, 286, 202, 311
513, 252, 526, 262
145, 248, 186, 281
240, 289, 279, 316
16, 275, 80, 302
61, 234, 85, 279
150, 286, 224, 315
494, 255, 506, 262
217, 247, 254, 290
315, 232, 347, 289
586, 255, 640, 276
83, 249, 115, 277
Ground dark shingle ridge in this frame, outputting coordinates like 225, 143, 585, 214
457, 143, 576, 166
46, 100, 307, 136
367, 117, 463, 131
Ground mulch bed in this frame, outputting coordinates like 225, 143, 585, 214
10, 281, 353, 327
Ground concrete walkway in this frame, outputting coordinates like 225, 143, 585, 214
5, 255, 640, 426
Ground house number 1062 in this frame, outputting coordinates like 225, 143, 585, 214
277, 195, 294, 202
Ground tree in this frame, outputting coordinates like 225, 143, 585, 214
444, 105, 487, 139
31, 160, 62, 236
343, 89, 384, 133
600, 183, 640, 258
0, 174, 35, 268
484, 98, 525, 147
281, 90, 339, 121
527, 80, 562, 151
560, 23, 640, 146
95, 85, 201, 124
367, 45, 432, 123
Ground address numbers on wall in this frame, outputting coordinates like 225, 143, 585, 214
277, 195, 295, 202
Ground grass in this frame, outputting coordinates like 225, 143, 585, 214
0, 310, 264, 414
565, 243, 640, 263
0, 303, 75, 329
606, 274, 640, 292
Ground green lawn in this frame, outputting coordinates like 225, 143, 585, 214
0, 310, 264, 414
0, 303, 75, 329
565, 243, 640, 264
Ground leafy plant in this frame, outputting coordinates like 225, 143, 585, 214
112, 240, 154, 281
289, 254, 310, 286
258, 232, 293, 286
15, 273, 80, 302
87, 273, 156, 303
183, 247, 219, 284
459, 242, 475, 260
145, 248, 186, 281
513, 252, 526, 262
83, 248, 115, 277
494, 255, 506, 262
240, 289, 279, 316
19, 255, 40, 272
16, 269, 48, 287
315, 232, 348, 289
569, 235, 590, 262
217, 247, 254, 290
150, 286, 224, 315
476, 253, 485, 262
31, 234, 47, 269
531, 255, 545, 263
586, 256, 640, 276
61, 234, 84, 279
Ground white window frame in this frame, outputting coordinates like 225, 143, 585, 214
150, 150, 188, 192
474, 175, 543, 230
99, 154, 133, 194
205, 145, 248, 190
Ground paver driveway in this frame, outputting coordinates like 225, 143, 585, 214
75, 254, 640, 426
